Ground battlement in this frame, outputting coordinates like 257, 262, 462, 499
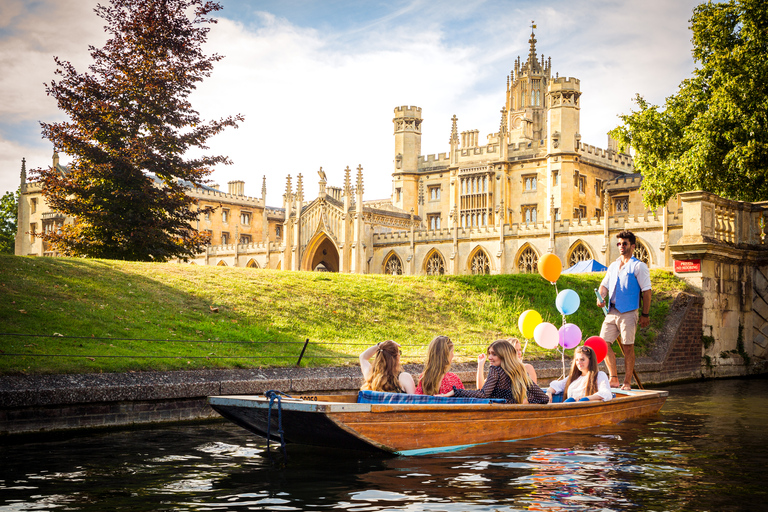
577, 142, 634, 169
548, 77, 580, 91
192, 186, 265, 206
394, 105, 422, 118
418, 153, 450, 166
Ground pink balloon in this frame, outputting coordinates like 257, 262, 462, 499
534, 322, 559, 350
558, 323, 582, 349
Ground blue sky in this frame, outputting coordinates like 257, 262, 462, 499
0, 0, 702, 204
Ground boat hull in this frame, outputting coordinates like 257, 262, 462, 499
209, 389, 667, 454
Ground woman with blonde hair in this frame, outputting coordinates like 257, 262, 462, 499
545, 345, 612, 402
440, 339, 548, 404
510, 337, 537, 384
359, 340, 416, 394
415, 335, 465, 395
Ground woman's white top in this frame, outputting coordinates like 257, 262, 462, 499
548, 371, 613, 401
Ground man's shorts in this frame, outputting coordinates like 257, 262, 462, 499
599, 307, 638, 345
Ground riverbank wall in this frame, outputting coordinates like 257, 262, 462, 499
2, 293, 767, 436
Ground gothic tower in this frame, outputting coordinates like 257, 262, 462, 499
506, 28, 551, 142
392, 105, 422, 214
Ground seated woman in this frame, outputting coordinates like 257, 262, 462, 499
360, 340, 416, 394
545, 345, 613, 403
415, 335, 465, 395
440, 339, 549, 404
510, 337, 537, 385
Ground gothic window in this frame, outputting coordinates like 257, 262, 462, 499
573, 205, 587, 219
633, 242, 650, 265
240, 212, 251, 225
240, 234, 252, 244
30, 198, 37, 214
578, 176, 586, 193
222, 209, 229, 223
522, 205, 537, 224
552, 172, 559, 186
554, 208, 561, 221
569, 242, 592, 267
429, 186, 441, 201
518, 247, 538, 274
523, 175, 537, 191
428, 214, 441, 230
275, 225, 282, 238
470, 249, 491, 275
615, 197, 629, 214
594, 179, 602, 196
425, 252, 445, 276
221, 232, 229, 244
595, 208, 602, 219
246, 259, 259, 268
384, 253, 403, 275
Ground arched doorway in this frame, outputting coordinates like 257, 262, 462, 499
303, 233, 340, 272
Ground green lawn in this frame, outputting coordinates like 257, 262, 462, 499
0, 254, 695, 375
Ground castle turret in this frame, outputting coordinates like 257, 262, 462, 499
392, 106, 422, 214
546, 76, 582, 221
506, 27, 551, 142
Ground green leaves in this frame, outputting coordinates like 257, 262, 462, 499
613, 0, 768, 209
34, 0, 243, 261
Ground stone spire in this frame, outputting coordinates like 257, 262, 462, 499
499, 108, 507, 135
284, 175, 292, 197
343, 165, 352, 195
20, 157, 26, 185
355, 165, 364, 198
261, 175, 267, 201
449, 114, 459, 145
528, 23, 539, 72
296, 173, 304, 202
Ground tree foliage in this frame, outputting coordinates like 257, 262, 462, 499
0, 190, 18, 254
611, 0, 768, 209
33, 0, 243, 261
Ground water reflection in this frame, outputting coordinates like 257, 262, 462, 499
1, 378, 766, 511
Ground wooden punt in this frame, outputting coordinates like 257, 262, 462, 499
208, 389, 667, 455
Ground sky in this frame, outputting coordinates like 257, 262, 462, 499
0, 0, 703, 206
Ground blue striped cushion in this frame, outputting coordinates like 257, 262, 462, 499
357, 390, 505, 405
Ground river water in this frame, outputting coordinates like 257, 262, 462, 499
2, 377, 766, 512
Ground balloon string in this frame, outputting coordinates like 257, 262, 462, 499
560, 345, 566, 379
522, 339, 528, 359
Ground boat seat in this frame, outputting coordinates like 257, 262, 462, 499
357, 390, 506, 405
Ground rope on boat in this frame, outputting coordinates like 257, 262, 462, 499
265, 390, 292, 456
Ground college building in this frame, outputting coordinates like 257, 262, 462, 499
16, 29, 680, 274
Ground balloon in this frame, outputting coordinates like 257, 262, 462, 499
556, 289, 581, 315
518, 310, 543, 339
558, 323, 582, 349
533, 322, 559, 349
537, 254, 562, 283
584, 336, 608, 363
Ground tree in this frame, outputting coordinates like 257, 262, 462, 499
33, 0, 243, 261
0, 190, 18, 254
610, 0, 768, 209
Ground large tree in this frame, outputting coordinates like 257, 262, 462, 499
33, 0, 242, 261
611, 0, 768, 209
0, 190, 18, 254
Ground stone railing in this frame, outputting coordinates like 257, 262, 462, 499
678, 191, 768, 246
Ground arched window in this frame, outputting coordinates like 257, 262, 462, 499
518, 246, 538, 274
425, 252, 445, 276
384, 253, 403, 275
568, 242, 592, 267
246, 259, 259, 268
634, 242, 650, 266
470, 249, 491, 275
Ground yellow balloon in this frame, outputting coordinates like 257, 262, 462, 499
518, 310, 543, 339
538, 253, 562, 283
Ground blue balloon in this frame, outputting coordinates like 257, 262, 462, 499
556, 289, 581, 315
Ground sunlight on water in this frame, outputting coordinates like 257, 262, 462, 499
1, 378, 766, 512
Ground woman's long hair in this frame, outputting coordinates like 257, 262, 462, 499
564, 345, 599, 396
362, 340, 404, 393
489, 339, 532, 403
418, 335, 453, 395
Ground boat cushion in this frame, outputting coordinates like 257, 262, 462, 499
357, 390, 506, 405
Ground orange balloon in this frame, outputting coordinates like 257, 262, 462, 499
538, 253, 562, 283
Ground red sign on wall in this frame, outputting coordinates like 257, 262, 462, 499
675, 259, 702, 273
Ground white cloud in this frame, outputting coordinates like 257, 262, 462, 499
0, 0, 701, 208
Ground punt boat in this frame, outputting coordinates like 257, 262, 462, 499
208, 388, 667, 455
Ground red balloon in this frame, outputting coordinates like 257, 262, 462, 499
584, 336, 608, 364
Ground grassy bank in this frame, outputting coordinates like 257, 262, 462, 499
0, 254, 695, 375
